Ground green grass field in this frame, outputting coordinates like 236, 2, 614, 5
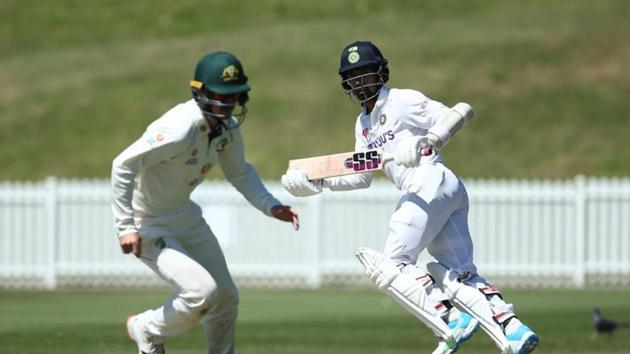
2, 0, 630, 180
1, 287, 629, 353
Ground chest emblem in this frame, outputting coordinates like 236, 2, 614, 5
216, 138, 229, 152
201, 163, 212, 175
362, 128, 369, 137
191, 148, 198, 157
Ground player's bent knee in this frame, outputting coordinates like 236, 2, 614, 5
214, 285, 239, 308
181, 273, 217, 310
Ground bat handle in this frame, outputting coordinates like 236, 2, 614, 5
382, 148, 433, 165
420, 147, 433, 156
382, 153, 395, 164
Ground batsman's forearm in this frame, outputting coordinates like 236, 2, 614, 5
427, 102, 474, 148
322, 172, 372, 191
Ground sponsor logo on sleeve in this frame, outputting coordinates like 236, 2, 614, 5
146, 133, 166, 147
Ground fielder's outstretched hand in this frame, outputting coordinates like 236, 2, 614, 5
271, 205, 300, 230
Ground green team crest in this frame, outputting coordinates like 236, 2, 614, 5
221, 65, 239, 82
154, 237, 166, 249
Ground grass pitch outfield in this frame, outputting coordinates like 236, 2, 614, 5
2, 0, 630, 180
1, 288, 629, 354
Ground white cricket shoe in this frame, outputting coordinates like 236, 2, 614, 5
505, 318, 539, 354
432, 309, 479, 353
126, 315, 166, 354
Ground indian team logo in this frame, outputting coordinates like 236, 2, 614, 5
191, 148, 198, 157
221, 65, 239, 82
201, 163, 212, 174
348, 51, 360, 64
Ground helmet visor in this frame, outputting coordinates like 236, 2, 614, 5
341, 71, 385, 103
194, 91, 248, 127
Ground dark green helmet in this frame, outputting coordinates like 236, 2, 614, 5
190, 52, 250, 127
191, 51, 250, 95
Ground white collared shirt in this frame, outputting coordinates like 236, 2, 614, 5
324, 86, 450, 192
111, 99, 280, 237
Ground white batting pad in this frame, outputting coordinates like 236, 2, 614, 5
354, 247, 454, 342
426, 262, 512, 354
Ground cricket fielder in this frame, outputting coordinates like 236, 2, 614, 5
281, 41, 539, 354
111, 51, 299, 354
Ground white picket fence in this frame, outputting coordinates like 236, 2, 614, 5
1, 176, 629, 289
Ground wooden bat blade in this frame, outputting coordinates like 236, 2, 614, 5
288, 149, 391, 179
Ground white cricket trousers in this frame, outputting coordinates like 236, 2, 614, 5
135, 210, 237, 354
385, 163, 514, 318
385, 162, 475, 275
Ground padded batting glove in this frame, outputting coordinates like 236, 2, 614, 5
281, 170, 323, 197
394, 135, 439, 167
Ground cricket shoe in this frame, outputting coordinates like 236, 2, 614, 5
432, 309, 479, 353
126, 315, 166, 354
505, 318, 539, 354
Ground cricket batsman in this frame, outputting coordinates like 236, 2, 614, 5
111, 51, 299, 354
281, 40, 539, 354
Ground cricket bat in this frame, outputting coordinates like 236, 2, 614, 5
288, 147, 434, 179
288, 149, 393, 179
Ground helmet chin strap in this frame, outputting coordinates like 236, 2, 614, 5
205, 115, 228, 130
193, 89, 248, 130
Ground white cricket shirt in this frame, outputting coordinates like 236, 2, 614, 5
111, 99, 280, 237
324, 86, 451, 192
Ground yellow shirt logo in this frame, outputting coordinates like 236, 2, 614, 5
221, 65, 239, 82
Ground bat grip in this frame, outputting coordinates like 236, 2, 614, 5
382, 147, 433, 165
420, 147, 433, 156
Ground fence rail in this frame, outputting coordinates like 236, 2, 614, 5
1, 176, 629, 289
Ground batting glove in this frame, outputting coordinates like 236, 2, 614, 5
394, 135, 439, 167
281, 170, 323, 197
